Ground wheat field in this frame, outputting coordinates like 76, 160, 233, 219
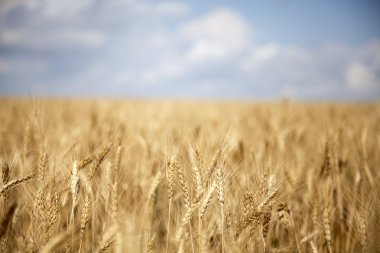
0, 98, 379, 252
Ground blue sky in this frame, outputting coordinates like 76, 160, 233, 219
0, 0, 379, 100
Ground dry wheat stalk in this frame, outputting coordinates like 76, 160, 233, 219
78, 156, 93, 170
105, 161, 112, 205
199, 182, 217, 220
0, 203, 17, 238
166, 156, 175, 201
113, 145, 122, 180
98, 239, 114, 253
23, 124, 32, 165
1, 162, 10, 185
79, 192, 91, 252
97, 225, 117, 253
192, 165, 203, 203
89, 144, 113, 179
147, 170, 163, 207
257, 188, 279, 212
357, 214, 367, 252
1, 162, 10, 209
323, 207, 332, 253
38, 151, 47, 182
262, 211, 271, 239
205, 149, 221, 186
34, 185, 46, 219
110, 181, 118, 221
146, 233, 156, 253
46, 190, 60, 242
71, 161, 80, 209
320, 141, 332, 178
195, 148, 203, 171
177, 238, 185, 253
216, 164, 225, 252
175, 160, 190, 208
0, 175, 33, 195
176, 204, 199, 242
165, 155, 175, 253
40, 230, 72, 253
259, 167, 269, 196
309, 241, 319, 253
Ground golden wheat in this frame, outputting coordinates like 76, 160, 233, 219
0, 99, 378, 252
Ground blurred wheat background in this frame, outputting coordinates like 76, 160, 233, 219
0, 99, 379, 252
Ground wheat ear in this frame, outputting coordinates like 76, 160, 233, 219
216, 164, 224, 253
1, 162, 10, 210
323, 207, 332, 253
146, 233, 156, 253
166, 156, 175, 253
0, 175, 33, 195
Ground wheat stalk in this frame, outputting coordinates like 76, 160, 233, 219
38, 151, 47, 182
166, 155, 175, 253
0, 175, 33, 195
216, 164, 224, 253
175, 160, 190, 208
1, 162, 10, 210
146, 233, 156, 253
79, 192, 91, 252
89, 144, 113, 179
0, 203, 17, 238
199, 182, 217, 220
71, 161, 80, 210
323, 207, 332, 253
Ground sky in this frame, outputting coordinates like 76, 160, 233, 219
0, 0, 379, 100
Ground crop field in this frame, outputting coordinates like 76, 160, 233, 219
0, 98, 379, 253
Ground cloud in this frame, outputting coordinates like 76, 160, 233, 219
154, 2, 189, 17
251, 43, 279, 62
238, 40, 380, 99
345, 62, 378, 90
103, 1, 189, 19
343, 41, 380, 92
0, 0, 188, 51
180, 8, 250, 62
0, 0, 91, 21
39, 0, 91, 19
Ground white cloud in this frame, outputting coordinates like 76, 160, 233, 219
253, 43, 279, 62
343, 41, 380, 92
185, 41, 229, 62
0, 0, 189, 52
0, 0, 91, 20
39, 0, 91, 20
180, 8, 250, 62
114, 1, 189, 18
345, 62, 377, 90
155, 2, 189, 17
241, 43, 280, 71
